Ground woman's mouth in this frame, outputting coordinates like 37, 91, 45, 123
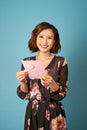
40, 45, 48, 49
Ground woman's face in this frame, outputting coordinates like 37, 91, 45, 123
36, 29, 55, 53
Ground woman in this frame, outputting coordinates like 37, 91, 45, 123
16, 22, 68, 130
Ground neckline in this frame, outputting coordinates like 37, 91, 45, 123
34, 55, 56, 69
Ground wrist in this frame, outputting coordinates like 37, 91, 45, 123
20, 81, 28, 93
49, 80, 59, 92
20, 79, 27, 85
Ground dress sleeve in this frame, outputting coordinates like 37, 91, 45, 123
16, 63, 30, 100
50, 58, 69, 101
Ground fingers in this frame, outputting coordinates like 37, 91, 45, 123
40, 72, 52, 87
16, 70, 28, 82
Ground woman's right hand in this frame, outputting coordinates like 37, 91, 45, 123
16, 70, 28, 84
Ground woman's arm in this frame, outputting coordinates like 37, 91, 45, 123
40, 58, 68, 101
16, 64, 29, 99
50, 58, 69, 101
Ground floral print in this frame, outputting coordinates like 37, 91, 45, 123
50, 114, 66, 130
17, 56, 68, 130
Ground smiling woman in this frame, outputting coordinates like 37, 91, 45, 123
16, 22, 68, 130
28, 22, 61, 54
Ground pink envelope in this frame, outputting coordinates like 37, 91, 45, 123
22, 60, 46, 79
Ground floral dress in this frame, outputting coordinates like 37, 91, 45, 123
17, 55, 68, 130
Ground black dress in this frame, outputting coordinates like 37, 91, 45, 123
17, 55, 68, 130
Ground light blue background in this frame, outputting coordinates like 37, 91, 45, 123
0, 0, 87, 130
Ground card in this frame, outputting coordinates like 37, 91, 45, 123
22, 60, 46, 79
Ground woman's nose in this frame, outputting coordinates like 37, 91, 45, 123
43, 38, 47, 43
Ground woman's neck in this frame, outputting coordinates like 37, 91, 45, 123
36, 52, 53, 61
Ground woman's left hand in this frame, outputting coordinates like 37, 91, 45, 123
40, 72, 53, 87
40, 71, 59, 92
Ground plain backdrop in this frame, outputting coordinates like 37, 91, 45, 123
0, 0, 87, 130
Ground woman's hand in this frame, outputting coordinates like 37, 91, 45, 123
16, 70, 28, 93
40, 72, 53, 87
40, 72, 59, 92
16, 70, 28, 84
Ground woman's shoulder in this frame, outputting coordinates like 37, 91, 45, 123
22, 56, 36, 61
54, 55, 68, 65
55, 55, 66, 61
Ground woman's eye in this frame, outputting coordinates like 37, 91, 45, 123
38, 35, 53, 39
39, 35, 43, 38
48, 37, 52, 39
